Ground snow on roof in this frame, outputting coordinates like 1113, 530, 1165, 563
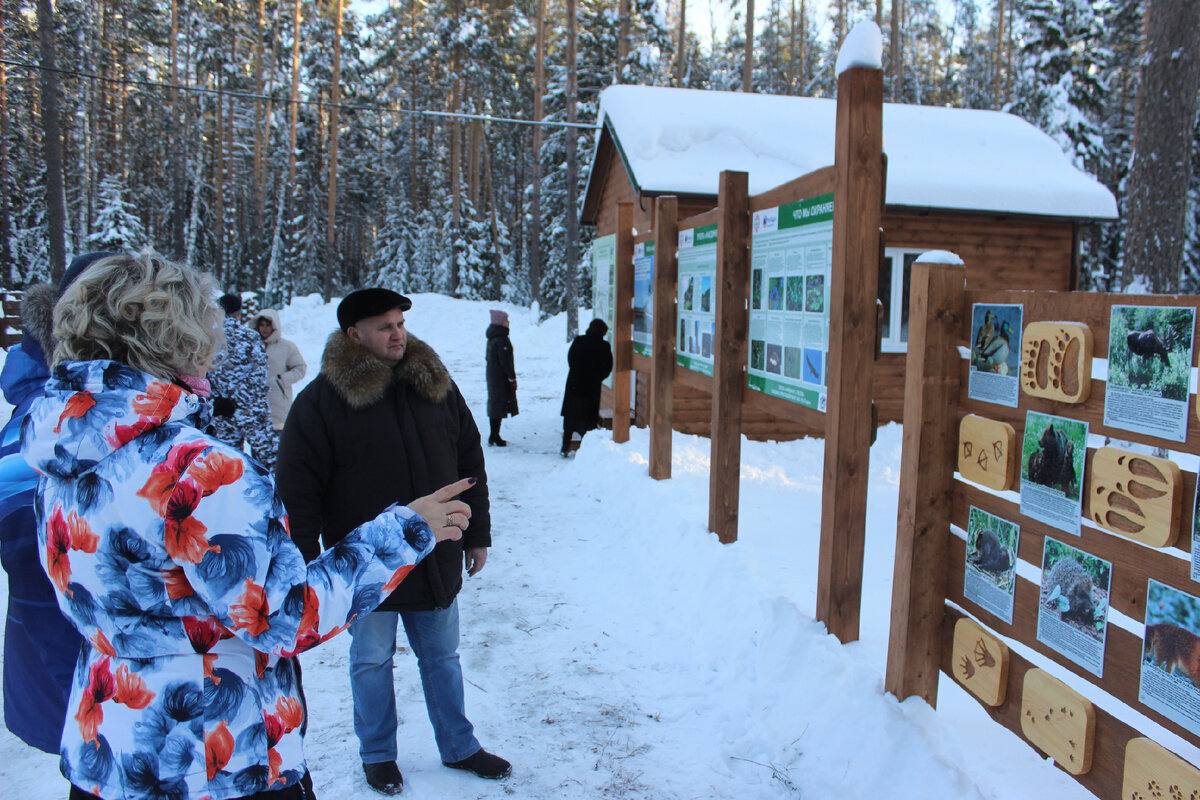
594, 85, 1118, 220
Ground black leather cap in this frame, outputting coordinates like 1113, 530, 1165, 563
337, 288, 412, 330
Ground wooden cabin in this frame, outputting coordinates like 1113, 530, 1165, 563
581, 85, 1118, 439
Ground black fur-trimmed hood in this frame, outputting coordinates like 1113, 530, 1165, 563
321, 329, 451, 409
19, 283, 58, 355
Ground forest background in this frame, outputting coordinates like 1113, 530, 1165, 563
3, 0, 1199, 330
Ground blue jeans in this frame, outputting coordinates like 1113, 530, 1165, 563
348, 602, 480, 764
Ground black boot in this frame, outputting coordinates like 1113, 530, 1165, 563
488, 418, 507, 447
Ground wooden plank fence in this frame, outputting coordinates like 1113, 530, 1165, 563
1, 292, 22, 348
888, 257, 1200, 798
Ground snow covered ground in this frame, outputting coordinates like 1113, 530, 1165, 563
0, 292, 1139, 799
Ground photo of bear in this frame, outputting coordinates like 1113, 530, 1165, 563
1021, 412, 1085, 501
1108, 305, 1195, 401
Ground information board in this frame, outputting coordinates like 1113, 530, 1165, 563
746, 193, 834, 411
632, 240, 655, 357
591, 234, 616, 388
676, 224, 717, 375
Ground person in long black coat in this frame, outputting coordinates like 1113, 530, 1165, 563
561, 318, 614, 456
485, 310, 518, 446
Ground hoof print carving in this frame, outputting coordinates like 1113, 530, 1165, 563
1124, 738, 1200, 800
958, 415, 1018, 491
1020, 321, 1093, 404
1020, 668, 1094, 775
952, 618, 1009, 707
1088, 448, 1182, 548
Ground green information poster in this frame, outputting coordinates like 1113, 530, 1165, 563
632, 240, 655, 357
746, 193, 834, 411
591, 234, 617, 388
676, 224, 718, 376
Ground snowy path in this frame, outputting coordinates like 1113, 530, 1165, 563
0, 295, 1102, 799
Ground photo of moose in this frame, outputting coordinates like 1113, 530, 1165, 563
1140, 580, 1200, 737
1108, 305, 1195, 400
1037, 537, 1111, 677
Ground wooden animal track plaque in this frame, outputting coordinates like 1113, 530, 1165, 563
1020, 321, 1093, 404
951, 618, 1009, 706
958, 415, 1018, 491
1019, 668, 1095, 775
1088, 448, 1182, 548
1124, 737, 1200, 800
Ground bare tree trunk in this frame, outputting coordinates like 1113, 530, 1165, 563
530, 0, 545, 308
1121, 0, 1200, 293
450, 50, 462, 230
742, 0, 754, 92
36, 0, 67, 280
214, 83, 226, 281
990, 0, 1005, 105
618, 0, 630, 79
325, 0, 344, 301
890, 0, 903, 100
675, 0, 686, 86
566, 0, 579, 337
168, 0, 187, 257
252, 0, 267, 279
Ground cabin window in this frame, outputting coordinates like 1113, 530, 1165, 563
878, 248, 925, 352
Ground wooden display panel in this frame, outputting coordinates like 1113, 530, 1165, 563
958, 415, 1018, 491
951, 617, 1009, 706
1019, 668, 1096, 774
1088, 448, 1183, 548
1020, 321, 1093, 404
1123, 737, 1200, 800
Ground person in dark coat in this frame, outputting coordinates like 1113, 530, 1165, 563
484, 309, 517, 447
276, 288, 510, 795
0, 252, 111, 753
560, 318, 614, 456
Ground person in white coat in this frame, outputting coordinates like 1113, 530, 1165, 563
253, 308, 308, 431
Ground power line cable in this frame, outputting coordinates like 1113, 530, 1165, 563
0, 57, 599, 130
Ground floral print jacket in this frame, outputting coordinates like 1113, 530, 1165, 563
20, 360, 435, 800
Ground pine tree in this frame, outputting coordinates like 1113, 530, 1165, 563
87, 175, 147, 251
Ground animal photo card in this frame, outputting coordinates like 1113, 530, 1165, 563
1104, 304, 1196, 443
968, 303, 1023, 407
1140, 580, 1200, 737
1020, 411, 1088, 536
1037, 537, 1112, 678
964, 506, 1019, 625
1191, 480, 1200, 583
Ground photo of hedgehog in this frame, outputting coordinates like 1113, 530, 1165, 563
1038, 538, 1110, 643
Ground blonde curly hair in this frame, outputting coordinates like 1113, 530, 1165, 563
53, 251, 225, 379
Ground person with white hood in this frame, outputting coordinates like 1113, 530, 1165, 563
253, 308, 308, 432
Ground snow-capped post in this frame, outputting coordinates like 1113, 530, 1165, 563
650, 196, 679, 480
708, 170, 750, 542
815, 20, 885, 644
612, 202, 635, 444
884, 252, 965, 706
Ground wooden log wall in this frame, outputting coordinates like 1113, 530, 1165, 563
888, 257, 1200, 799
1, 293, 22, 349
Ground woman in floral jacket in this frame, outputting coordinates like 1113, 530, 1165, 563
20, 252, 474, 800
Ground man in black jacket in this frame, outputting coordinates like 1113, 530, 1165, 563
277, 288, 510, 795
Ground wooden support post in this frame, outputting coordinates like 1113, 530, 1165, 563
885, 259, 965, 706
815, 65, 884, 644
708, 171, 750, 542
650, 196, 679, 480
612, 202, 634, 444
